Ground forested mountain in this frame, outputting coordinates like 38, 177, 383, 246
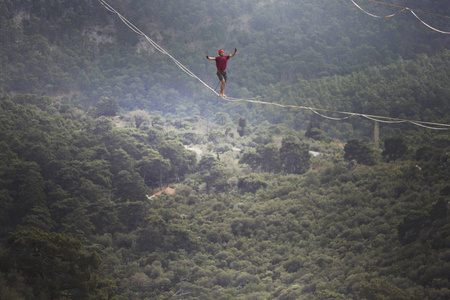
0, 0, 449, 134
0, 0, 449, 299
1, 94, 449, 299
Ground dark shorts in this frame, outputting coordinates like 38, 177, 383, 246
217, 71, 227, 82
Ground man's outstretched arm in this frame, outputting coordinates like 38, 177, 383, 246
230, 48, 237, 57
206, 55, 216, 60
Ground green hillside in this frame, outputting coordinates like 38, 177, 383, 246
0, 0, 449, 299
1, 0, 449, 134
1, 94, 449, 299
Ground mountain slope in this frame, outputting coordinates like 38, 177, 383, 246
0, 0, 448, 133
0, 95, 449, 299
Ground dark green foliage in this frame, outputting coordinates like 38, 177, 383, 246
239, 136, 311, 174
360, 278, 423, 300
398, 209, 431, 244
415, 145, 436, 161
237, 174, 267, 193
136, 150, 171, 187
5, 228, 116, 299
344, 138, 377, 165
237, 117, 247, 137
280, 136, 311, 174
91, 97, 120, 118
382, 136, 408, 162
398, 198, 449, 245
0, 97, 449, 299
257, 143, 281, 173
239, 150, 261, 171
230, 218, 258, 237
305, 122, 326, 141
157, 140, 197, 181
196, 154, 230, 193
135, 215, 198, 253
430, 199, 448, 220
115, 170, 147, 202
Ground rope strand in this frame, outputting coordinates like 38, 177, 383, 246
350, 0, 450, 34
350, 0, 405, 18
409, 10, 450, 34
366, 0, 450, 20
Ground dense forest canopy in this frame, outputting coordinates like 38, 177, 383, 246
1, 93, 449, 299
0, 0, 449, 299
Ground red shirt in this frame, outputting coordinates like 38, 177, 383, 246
215, 55, 231, 73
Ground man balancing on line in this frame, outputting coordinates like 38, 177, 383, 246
206, 48, 237, 98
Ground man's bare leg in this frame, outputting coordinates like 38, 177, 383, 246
219, 79, 226, 97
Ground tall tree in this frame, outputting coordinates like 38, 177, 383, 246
239, 150, 261, 171
257, 143, 281, 173
157, 140, 197, 182
6, 228, 116, 299
136, 150, 171, 187
344, 139, 377, 166
305, 121, 325, 141
91, 97, 119, 118
280, 136, 311, 174
382, 136, 408, 162
237, 117, 247, 137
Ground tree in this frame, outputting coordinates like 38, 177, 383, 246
257, 143, 281, 173
6, 228, 116, 299
5, 161, 47, 227
91, 97, 119, 117
415, 146, 436, 161
344, 139, 377, 166
239, 150, 261, 171
110, 148, 133, 175
215, 112, 230, 126
198, 155, 230, 193
305, 121, 325, 141
360, 278, 423, 300
86, 117, 114, 135
115, 170, 147, 202
382, 136, 408, 162
136, 150, 171, 187
280, 136, 311, 174
238, 174, 268, 193
237, 117, 247, 137
157, 140, 197, 181
136, 215, 166, 252
198, 154, 218, 173
0, 189, 14, 233
127, 110, 150, 129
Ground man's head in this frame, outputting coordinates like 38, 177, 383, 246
218, 49, 224, 56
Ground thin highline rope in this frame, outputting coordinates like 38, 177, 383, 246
366, 0, 450, 20
223, 96, 450, 129
351, 0, 405, 18
351, 0, 450, 34
409, 10, 450, 34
